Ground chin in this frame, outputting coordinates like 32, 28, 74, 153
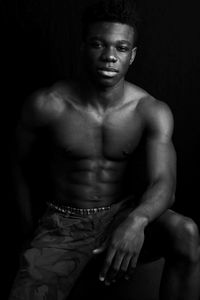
92, 74, 122, 88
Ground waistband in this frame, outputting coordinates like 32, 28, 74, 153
47, 201, 111, 215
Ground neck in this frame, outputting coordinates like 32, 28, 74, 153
79, 74, 125, 112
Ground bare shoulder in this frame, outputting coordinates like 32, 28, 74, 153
124, 81, 149, 106
126, 82, 174, 138
22, 81, 75, 127
141, 99, 174, 139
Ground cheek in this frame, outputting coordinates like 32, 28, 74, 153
120, 56, 132, 71
84, 53, 98, 70
86, 49, 101, 61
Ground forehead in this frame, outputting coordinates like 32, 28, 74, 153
86, 22, 134, 45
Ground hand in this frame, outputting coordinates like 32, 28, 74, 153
93, 217, 146, 285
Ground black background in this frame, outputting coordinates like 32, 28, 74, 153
1, 0, 200, 296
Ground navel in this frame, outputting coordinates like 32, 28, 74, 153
89, 194, 101, 201
93, 194, 101, 200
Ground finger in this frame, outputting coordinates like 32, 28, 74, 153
99, 247, 116, 282
113, 251, 124, 272
93, 246, 106, 255
93, 240, 108, 255
106, 251, 124, 283
113, 254, 132, 281
126, 254, 138, 279
121, 254, 132, 275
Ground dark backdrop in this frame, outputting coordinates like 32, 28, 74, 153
2, 0, 200, 296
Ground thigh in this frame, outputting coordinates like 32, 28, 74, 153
138, 209, 183, 264
9, 210, 96, 300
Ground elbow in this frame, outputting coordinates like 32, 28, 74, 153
170, 173, 176, 207
166, 176, 176, 208
169, 192, 176, 207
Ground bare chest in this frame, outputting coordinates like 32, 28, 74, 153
49, 106, 144, 160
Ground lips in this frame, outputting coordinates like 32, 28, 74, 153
97, 67, 119, 77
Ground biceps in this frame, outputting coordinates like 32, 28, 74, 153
146, 139, 176, 183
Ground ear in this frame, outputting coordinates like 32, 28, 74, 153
129, 47, 137, 65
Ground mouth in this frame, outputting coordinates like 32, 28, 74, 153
97, 67, 119, 77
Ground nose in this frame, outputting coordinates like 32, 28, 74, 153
101, 47, 117, 63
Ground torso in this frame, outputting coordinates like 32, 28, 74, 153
30, 81, 151, 208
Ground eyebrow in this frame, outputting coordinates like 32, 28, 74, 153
88, 36, 132, 46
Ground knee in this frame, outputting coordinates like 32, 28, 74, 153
173, 217, 200, 263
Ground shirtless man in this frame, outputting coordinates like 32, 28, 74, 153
9, 0, 200, 299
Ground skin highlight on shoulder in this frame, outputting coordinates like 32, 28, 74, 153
34, 89, 66, 117
25, 84, 74, 127
137, 96, 174, 141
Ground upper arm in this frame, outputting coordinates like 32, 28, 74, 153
15, 87, 66, 161
15, 89, 49, 161
15, 99, 38, 162
141, 99, 176, 188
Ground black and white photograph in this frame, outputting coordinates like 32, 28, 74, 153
2, 0, 200, 299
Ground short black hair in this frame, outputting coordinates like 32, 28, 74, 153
81, 0, 140, 45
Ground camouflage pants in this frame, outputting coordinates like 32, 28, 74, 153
8, 200, 130, 300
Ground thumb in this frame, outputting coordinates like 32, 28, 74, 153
93, 242, 107, 255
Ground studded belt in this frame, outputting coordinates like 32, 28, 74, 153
47, 201, 111, 215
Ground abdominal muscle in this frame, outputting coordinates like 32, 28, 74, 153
51, 157, 128, 208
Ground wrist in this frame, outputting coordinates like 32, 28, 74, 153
127, 212, 149, 229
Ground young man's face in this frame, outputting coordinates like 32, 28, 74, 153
83, 22, 137, 87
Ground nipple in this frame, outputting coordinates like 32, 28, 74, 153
122, 144, 132, 156
122, 149, 129, 156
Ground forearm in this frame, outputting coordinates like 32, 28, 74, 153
128, 178, 175, 226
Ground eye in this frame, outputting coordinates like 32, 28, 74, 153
117, 45, 129, 52
89, 41, 103, 49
